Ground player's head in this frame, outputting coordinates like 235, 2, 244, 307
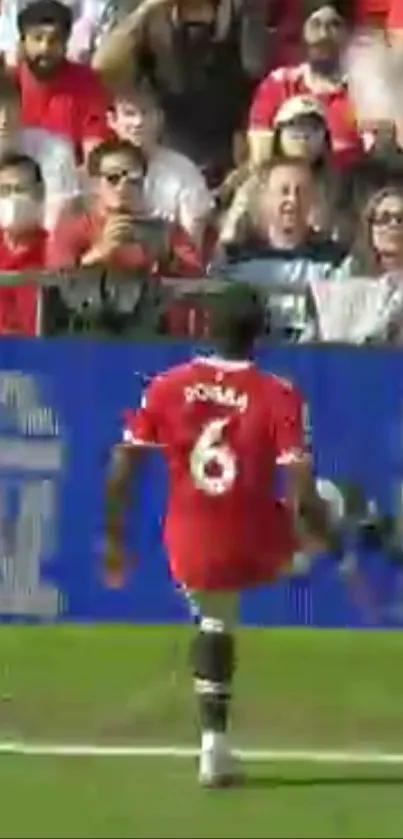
210, 282, 265, 359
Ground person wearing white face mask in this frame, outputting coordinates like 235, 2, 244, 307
0, 150, 47, 334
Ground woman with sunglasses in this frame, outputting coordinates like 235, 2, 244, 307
334, 186, 403, 280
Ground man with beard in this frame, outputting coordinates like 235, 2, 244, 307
15, 0, 111, 161
248, 1, 363, 170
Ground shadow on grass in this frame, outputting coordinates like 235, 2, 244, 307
242, 773, 403, 789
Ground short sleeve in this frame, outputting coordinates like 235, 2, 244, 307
248, 72, 286, 129
271, 384, 310, 464
122, 378, 164, 447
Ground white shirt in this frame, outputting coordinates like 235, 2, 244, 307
0, 0, 111, 64
19, 127, 81, 229
145, 146, 213, 238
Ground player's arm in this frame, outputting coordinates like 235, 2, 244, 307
280, 450, 339, 550
274, 386, 337, 549
103, 384, 163, 586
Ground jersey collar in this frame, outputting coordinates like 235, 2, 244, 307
194, 355, 252, 371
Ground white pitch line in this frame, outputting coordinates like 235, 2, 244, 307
1, 742, 403, 764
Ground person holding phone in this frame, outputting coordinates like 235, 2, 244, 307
47, 137, 203, 275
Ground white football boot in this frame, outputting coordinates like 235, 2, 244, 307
198, 731, 243, 788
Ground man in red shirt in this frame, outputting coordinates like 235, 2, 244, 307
103, 283, 336, 786
0, 151, 47, 334
249, 1, 363, 169
47, 137, 203, 277
15, 0, 110, 161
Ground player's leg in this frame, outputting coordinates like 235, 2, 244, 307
186, 588, 240, 787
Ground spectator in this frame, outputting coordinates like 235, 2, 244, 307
0, 71, 79, 228
216, 156, 345, 337
108, 82, 213, 246
15, 0, 111, 161
48, 137, 203, 276
0, 0, 114, 66
0, 151, 46, 334
93, 0, 270, 187
270, 94, 337, 235
248, 1, 363, 169
334, 186, 403, 279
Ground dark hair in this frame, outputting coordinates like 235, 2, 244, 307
210, 282, 265, 358
112, 80, 160, 115
87, 139, 147, 178
0, 72, 20, 106
18, 0, 73, 40
0, 152, 44, 192
272, 120, 332, 169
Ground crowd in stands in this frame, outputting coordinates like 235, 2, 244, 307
0, 0, 402, 340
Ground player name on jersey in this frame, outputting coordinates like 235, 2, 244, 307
184, 383, 248, 414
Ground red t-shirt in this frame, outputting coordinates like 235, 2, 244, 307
47, 210, 203, 277
355, 0, 390, 25
124, 356, 306, 590
249, 63, 363, 168
0, 227, 47, 335
388, 0, 403, 28
16, 60, 110, 157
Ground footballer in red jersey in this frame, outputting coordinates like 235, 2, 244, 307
103, 283, 337, 787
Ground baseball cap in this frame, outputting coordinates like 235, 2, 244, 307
273, 95, 327, 126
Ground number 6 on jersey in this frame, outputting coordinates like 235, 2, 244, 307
189, 418, 237, 496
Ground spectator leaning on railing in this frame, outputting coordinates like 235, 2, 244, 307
216, 156, 346, 338
47, 137, 204, 277
14, 0, 111, 162
107, 81, 213, 247
0, 151, 47, 335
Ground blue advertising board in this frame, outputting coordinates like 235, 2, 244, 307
0, 339, 403, 628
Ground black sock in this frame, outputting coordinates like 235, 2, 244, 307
191, 618, 235, 734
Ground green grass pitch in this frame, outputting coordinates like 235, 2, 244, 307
2, 626, 403, 837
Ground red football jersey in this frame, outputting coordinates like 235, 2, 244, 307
124, 356, 308, 590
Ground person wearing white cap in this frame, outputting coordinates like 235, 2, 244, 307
272, 95, 331, 161
271, 95, 337, 236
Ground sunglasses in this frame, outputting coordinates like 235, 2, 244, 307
283, 116, 325, 132
100, 169, 144, 187
371, 211, 403, 227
